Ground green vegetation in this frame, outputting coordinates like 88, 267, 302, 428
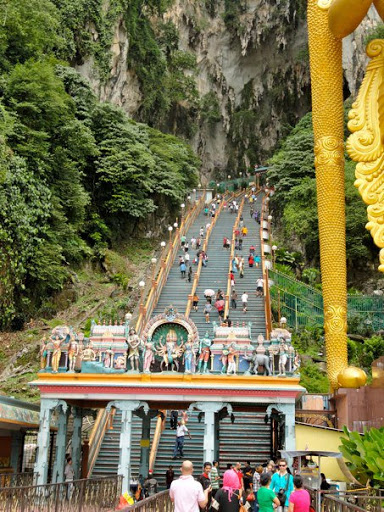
364, 23, 384, 45
0, 0, 199, 330
268, 112, 376, 270
340, 427, 384, 487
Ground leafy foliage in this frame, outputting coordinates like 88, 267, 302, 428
340, 427, 384, 487
268, 112, 376, 271
0, 1, 199, 329
347, 336, 384, 373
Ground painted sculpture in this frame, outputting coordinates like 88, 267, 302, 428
243, 349, 271, 376
197, 333, 212, 374
183, 335, 195, 374
226, 343, 238, 376
143, 339, 155, 373
306, 0, 379, 388
127, 328, 143, 372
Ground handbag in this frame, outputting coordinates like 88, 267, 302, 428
277, 474, 290, 506
246, 492, 255, 502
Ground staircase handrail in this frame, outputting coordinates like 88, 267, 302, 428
224, 195, 245, 319
148, 411, 167, 473
87, 408, 114, 478
185, 197, 226, 317
260, 191, 273, 338
135, 194, 205, 333
122, 490, 171, 511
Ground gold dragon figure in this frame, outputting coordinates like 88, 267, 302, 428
307, 0, 384, 388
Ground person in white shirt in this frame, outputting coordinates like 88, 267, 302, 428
256, 278, 264, 297
241, 292, 248, 312
173, 420, 191, 459
170, 460, 210, 512
184, 252, 190, 265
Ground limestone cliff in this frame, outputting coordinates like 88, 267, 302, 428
75, 1, 380, 179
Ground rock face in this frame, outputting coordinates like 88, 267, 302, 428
75, 1, 380, 179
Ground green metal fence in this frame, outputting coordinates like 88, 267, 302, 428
269, 270, 384, 331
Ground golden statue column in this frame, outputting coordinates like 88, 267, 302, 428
307, 0, 383, 388
307, 0, 347, 390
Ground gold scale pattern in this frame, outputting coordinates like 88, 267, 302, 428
307, 0, 348, 389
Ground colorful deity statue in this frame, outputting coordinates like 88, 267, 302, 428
40, 336, 48, 370
103, 349, 114, 369
278, 338, 289, 376
68, 336, 79, 372
82, 343, 96, 362
143, 339, 155, 373
127, 328, 143, 372
183, 335, 195, 374
197, 332, 211, 374
51, 336, 63, 374
114, 355, 126, 369
226, 343, 238, 376
156, 329, 184, 372
220, 348, 229, 374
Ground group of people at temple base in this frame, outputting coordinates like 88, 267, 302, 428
168, 458, 313, 512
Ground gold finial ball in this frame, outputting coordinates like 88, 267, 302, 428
337, 366, 367, 388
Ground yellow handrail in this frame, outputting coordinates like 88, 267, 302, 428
148, 411, 166, 472
87, 408, 113, 477
260, 191, 273, 338
135, 194, 205, 333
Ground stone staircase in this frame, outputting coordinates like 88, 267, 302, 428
219, 411, 272, 470
91, 192, 271, 483
152, 206, 208, 317
228, 196, 266, 337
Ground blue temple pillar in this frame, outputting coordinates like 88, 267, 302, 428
10, 431, 23, 473
267, 402, 296, 466
35, 399, 67, 486
189, 402, 232, 463
106, 400, 149, 493
52, 402, 70, 483
71, 407, 83, 480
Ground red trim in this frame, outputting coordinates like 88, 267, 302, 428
38, 385, 299, 398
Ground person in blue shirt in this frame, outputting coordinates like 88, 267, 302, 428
270, 459, 294, 511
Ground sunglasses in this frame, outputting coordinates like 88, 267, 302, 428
279, 465, 286, 467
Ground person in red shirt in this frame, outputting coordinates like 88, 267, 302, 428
234, 462, 244, 490
248, 254, 255, 267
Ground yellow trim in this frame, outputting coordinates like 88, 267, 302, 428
34, 372, 301, 388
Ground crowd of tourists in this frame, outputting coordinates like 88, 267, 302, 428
177, 195, 265, 322
168, 458, 313, 512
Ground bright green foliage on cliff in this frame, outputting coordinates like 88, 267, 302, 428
0, 1, 199, 329
268, 113, 375, 268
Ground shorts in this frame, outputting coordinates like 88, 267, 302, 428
257, 286, 263, 292
193, 301, 198, 306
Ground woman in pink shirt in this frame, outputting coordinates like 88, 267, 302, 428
288, 476, 311, 512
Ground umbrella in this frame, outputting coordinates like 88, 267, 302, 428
204, 289, 215, 296
215, 299, 225, 310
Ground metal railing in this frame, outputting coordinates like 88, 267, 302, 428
269, 269, 384, 330
0, 475, 122, 512
0, 472, 34, 488
123, 490, 172, 511
307, 487, 384, 512
135, 194, 205, 334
